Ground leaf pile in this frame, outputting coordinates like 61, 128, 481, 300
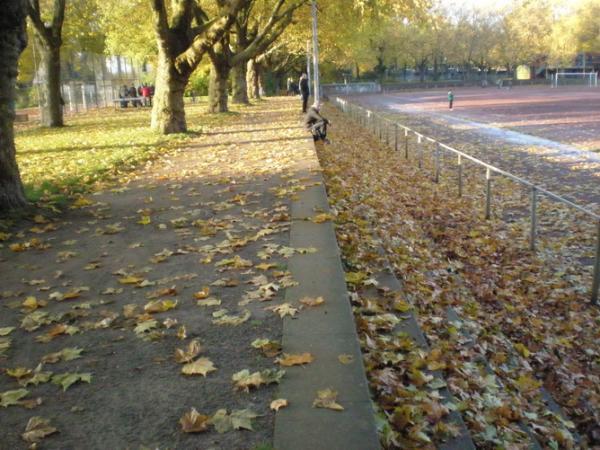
318, 104, 598, 448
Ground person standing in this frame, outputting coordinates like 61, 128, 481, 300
448, 90, 454, 110
299, 73, 310, 113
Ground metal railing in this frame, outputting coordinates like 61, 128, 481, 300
333, 96, 600, 304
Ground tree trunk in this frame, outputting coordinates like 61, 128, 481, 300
258, 69, 265, 97
0, 1, 28, 211
231, 63, 249, 104
151, 52, 190, 134
208, 60, 230, 113
247, 59, 260, 99
38, 40, 63, 127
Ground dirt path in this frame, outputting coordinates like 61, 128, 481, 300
0, 99, 310, 449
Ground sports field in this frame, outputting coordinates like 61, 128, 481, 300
378, 85, 600, 151
354, 86, 600, 211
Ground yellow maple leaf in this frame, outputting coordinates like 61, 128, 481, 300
181, 358, 217, 377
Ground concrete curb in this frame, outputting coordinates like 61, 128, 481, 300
273, 137, 380, 450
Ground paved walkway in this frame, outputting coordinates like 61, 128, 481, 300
0, 98, 377, 449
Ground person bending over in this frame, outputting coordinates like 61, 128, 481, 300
304, 102, 330, 144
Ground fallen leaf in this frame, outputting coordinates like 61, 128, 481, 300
144, 299, 178, 313
21, 416, 58, 443
41, 347, 84, 364
232, 369, 285, 392
270, 399, 288, 411
251, 338, 282, 357
515, 343, 531, 358
311, 213, 334, 223
174, 339, 202, 363
118, 276, 144, 285
277, 352, 314, 366
268, 303, 298, 318
212, 310, 251, 326
134, 319, 157, 335
313, 388, 344, 411
338, 354, 354, 364
180, 408, 210, 433
51, 373, 92, 391
0, 388, 29, 407
181, 358, 216, 377
197, 297, 221, 307
299, 296, 325, 307
194, 287, 210, 300
0, 327, 15, 336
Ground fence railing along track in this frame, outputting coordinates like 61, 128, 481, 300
333, 96, 600, 304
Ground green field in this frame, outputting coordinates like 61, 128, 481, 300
14, 101, 239, 204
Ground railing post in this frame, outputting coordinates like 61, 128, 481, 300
385, 120, 390, 146
434, 143, 440, 183
404, 129, 409, 159
530, 187, 537, 251
458, 155, 463, 197
394, 123, 398, 151
592, 221, 600, 305
417, 135, 423, 168
485, 167, 492, 219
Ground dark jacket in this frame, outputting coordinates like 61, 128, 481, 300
299, 77, 309, 96
304, 107, 329, 128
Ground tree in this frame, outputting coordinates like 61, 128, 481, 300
27, 0, 66, 127
207, 0, 304, 113
150, 0, 243, 134
0, 0, 29, 211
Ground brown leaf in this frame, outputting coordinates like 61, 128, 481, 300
277, 352, 314, 366
174, 339, 202, 364
179, 408, 210, 433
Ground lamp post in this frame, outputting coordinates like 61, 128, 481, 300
306, 40, 312, 96
311, 0, 320, 104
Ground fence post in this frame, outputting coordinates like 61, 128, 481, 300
417, 134, 423, 168
592, 221, 600, 304
485, 167, 492, 219
394, 123, 398, 151
458, 155, 463, 197
404, 129, 409, 159
434, 143, 440, 183
81, 85, 87, 111
385, 120, 389, 146
530, 187, 537, 251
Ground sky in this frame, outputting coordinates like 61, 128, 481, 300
439, 0, 513, 13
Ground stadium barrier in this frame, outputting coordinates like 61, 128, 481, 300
382, 78, 549, 92
321, 82, 381, 96
332, 96, 600, 305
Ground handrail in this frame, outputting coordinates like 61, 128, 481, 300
333, 96, 600, 303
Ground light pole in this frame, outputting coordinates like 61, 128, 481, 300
306, 40, 312, 97
311, 0, 320, 104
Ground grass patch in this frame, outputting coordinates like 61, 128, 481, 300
14, 100, 244, 206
